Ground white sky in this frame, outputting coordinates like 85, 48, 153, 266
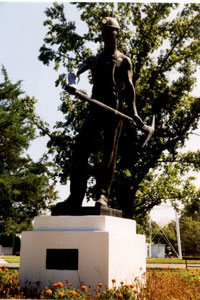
0, 1, 199, 224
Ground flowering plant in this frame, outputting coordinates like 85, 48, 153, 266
41, 279, 139, 299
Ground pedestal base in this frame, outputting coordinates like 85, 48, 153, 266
51, 205, 122, 218
19, 216, 146, 290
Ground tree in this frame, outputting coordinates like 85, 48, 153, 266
181, 189, 200, 221
0, 66, 56, 233
180, 217, 200, 256
38, 3, 200, 218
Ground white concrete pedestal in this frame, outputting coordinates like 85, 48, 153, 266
19, 216, 146, 290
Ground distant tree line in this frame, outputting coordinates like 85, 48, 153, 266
140, 203, 200, 256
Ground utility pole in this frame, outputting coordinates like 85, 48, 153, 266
149, 217, 152, 258
175, 210, 182, 259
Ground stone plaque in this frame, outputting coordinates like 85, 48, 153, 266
46, 249, 78, 270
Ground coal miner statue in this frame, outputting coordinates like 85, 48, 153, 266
53, 17, 154, 214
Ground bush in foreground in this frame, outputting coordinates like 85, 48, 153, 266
1, 266, 200, 299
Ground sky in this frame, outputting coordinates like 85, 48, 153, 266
1, 1, 200, 225
0, 1, 88, 206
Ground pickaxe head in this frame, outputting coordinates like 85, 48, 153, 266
142, 115, 155, 148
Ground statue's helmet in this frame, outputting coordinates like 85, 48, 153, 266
100, 17, 120, 31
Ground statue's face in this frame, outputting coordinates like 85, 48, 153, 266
101, 28, 119, 44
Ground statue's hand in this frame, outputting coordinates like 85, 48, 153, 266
65, 84, 77, 95
132, 115, 144, 128
140, 124, 152, 134
131, 115, 152, 134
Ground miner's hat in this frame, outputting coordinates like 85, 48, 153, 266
100, 17, 120, 30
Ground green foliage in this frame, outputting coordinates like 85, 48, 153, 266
0, 233, 15, 247
0, 67, 57, 233
0, 267, 24, 299
181, 183, 200, 221
135, 151, 200, 220
39, 3, 200, 218
41, 280, 141, 299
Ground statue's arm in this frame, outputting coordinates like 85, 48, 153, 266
124, 57, 145, 128
123, 57, 137, 116
68, 62, 89, 88
66, 56, 95, 94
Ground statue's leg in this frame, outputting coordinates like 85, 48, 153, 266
65, 113, 102, 208
96, 117, 123, 207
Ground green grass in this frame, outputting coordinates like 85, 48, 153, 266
146, 257, 200, 264
0, 255, 20, 263
148, 268, 200, 276
1, 256, 200, 265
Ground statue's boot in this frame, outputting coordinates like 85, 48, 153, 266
95, 195, 108, 208
51, 195, 82, 215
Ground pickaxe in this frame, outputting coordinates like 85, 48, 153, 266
65, 86, 155, 147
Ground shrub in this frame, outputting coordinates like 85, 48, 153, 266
0, 233, 21, 254
0, 266, 24, 299
41, 279, 141, 299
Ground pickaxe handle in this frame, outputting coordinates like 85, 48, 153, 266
65, 86, 155, 147
72, 88, 135, 124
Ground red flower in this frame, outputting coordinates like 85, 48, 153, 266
97, 283, 103, 287
81, 285, 87, 291
112, 279, 116, 283
46, 289, 52, 296
70, 290, 76, 296
53, 282, 63, 288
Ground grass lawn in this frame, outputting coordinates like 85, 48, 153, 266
146, 257, 200, 264
148, 267, 200, 275
0, 255, 20, 263
1, 256, 200, 265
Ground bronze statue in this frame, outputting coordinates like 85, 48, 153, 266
54, 17, 153, 212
